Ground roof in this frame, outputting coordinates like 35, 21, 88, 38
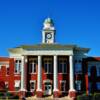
9, 43, 90, 53
85, 57, 100, 61
0, 57, 11, 61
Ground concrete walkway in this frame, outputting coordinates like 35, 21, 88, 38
26, 95, 73, 100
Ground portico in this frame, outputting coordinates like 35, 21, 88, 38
19, 52, 76, 97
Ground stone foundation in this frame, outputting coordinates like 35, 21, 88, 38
53, 91, 59, 98
68, 90, 77, 98
37, 91, 43, 98
19, 91, 26, 99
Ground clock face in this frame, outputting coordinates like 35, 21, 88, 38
46, 33, 52, 39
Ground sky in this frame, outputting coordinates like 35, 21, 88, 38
0, 0, 100, 57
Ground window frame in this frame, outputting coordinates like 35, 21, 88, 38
58, 59, 67, 74
96, 82, 100, 90
30, 80, 36, 91
29, 60, 37, 74
60, 80, 66, 92
15, 59, 21, 74
75, 60, 82, 74
44, 60, 52, 74
75, 80, 81, 91
96, 66, 100, 77
14, 80, 20, 91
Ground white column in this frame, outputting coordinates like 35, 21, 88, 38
69, 55, 75, 91
37, 55, 42, 91
20, 56, 26, 91
53, 55, 58, 91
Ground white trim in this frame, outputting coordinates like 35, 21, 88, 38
43, 80, 52, 83
30, 80, 36, 83
14, 80, 20, 87
30, 80, 36, 91
75, 80, 81, 91
60, 80, 66, 83
24, 50, 73, 56
60, 80, 66, 92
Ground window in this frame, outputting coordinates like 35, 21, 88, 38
44, 60, 52, 73
96, 82, 100, 90
88, 66, 91, 76
60, 81, 66, 92
15, 60, 21, 74
14, 80, 20, 91
29, 60, 37, 73
75, 80, 81, 91
75, 60, 82, 74
96, 66, 100, 77
30, 81, 35, 91
0, 62, 9, 75
6, 65, 9, 75
5, 82, 8, 90
58, 60, 67, 73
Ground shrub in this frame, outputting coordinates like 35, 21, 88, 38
93, 93, 100, 100
77, 94, 93, 100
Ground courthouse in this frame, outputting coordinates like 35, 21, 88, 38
0, 18, 100, 98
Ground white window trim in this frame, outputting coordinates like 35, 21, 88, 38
30, 80, 36, 91
75, 61, 82, 74
43, 80, 52, 83
59, 61, 67, 74
29, 62, 37, 74
14, 80, 20, 91
44, 61, 52, 74
60, 80, 66, 92
5, 81, 8, 89
14, 59, 21, 74
75, 80, 81, 91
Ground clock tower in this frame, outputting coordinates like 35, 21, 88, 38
42, 18, 55, 44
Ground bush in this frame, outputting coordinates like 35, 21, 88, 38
94, 93, 100, 100
77, 94, 93, 100
0, 92, 4, 97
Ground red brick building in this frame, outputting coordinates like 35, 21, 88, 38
0, 18, 100, 99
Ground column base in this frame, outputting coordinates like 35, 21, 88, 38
68, 89, 77, 99
19, 91, 26, 99
53, 91, 60, 98
37, 91, 43, 98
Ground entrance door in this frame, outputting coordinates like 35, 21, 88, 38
45, 85, 52, 95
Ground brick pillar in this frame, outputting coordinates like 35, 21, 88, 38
9, 58, 14, 91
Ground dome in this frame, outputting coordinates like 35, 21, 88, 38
44, 17, 54, 25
